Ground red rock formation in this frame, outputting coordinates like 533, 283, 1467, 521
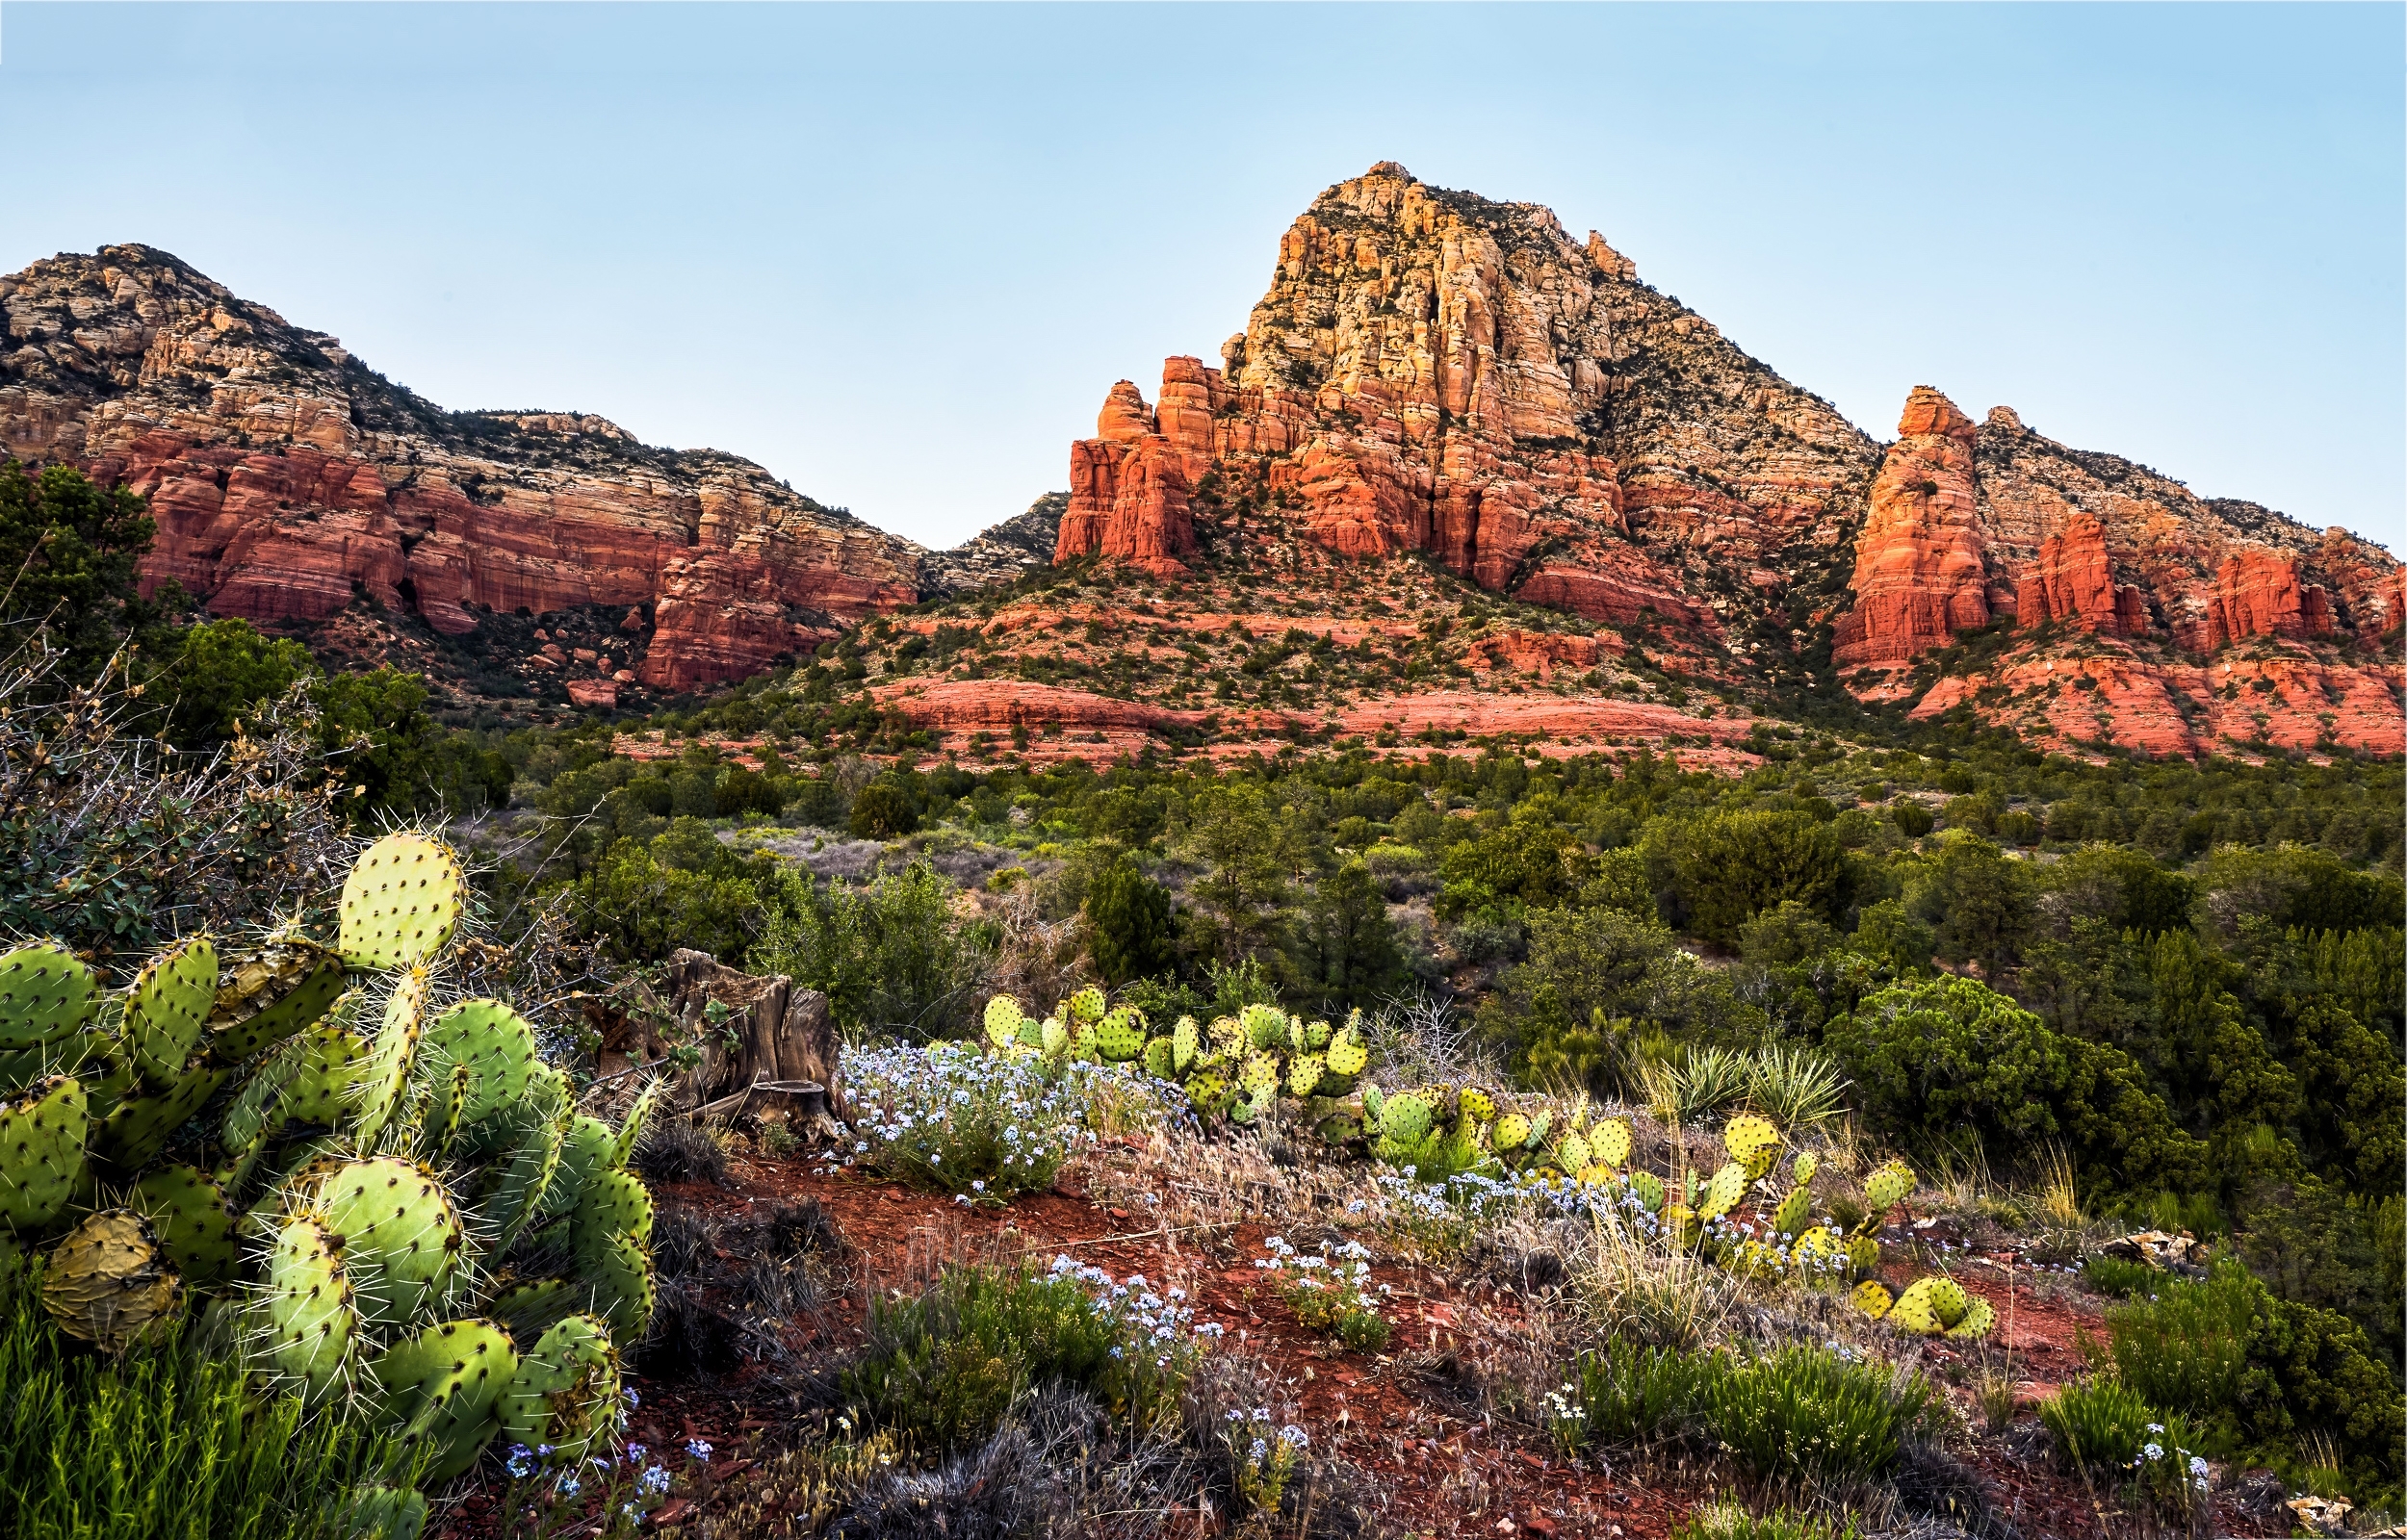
2013, 510, 2152, 635
1, 245, 923, 693
1831, 389, 1990, 666
1053, 378, 1199, 575
2196, 548, 2325, 651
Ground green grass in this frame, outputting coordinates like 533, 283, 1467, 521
2037, 1378, 2193, 1471
1674, 1502, 1861, 1540
0, 1279, 411, 1540
2080, 1254, 2161, 1299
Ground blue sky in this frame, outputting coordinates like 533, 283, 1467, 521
4, 4, 2399, 552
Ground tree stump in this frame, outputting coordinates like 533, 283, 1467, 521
660, 950, 849, 1135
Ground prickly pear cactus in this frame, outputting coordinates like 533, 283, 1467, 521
1862, 1159, 1915, 1219
43, 1209, 179, 1352
1492, 1113, 1531, 1153
1886, 1276, 1950, 1335
1846, 1234, 1881, 1275
1323, 1027, 1367, 1079
1791, 1151, 1820, 1187
1286, 1053, 1325, 1098
1142, 1038, 1177, 1080
1556, 1129, 1592, 1173
1377, 1092, 1433, 1148
206, 932, 346, 1061
1697, 1162, 1748, 1222
1171, 1015, 1198, 1073
571, 1167, 655, 1260
1852, 1279, 1894, 1321
1947, 1296, 1996, 1340
497, 1312, 620, 1459
350, 968, 429, 1150
1721, 1113, 1782, 1181
1592, 1117, 1633, 1169
1093, 1009, 1146, 1063
369, 1318, 520, 1483
423, 1000, 539, 1129
1241, 1004, 1287, 1051
1459, 1089, 1496, 1125
0, 1074, 88, 1233
581, 1229, 655, 1342
0, 942, 97, 1053
124, 936, 218, 1085
984, 995, 1027, 1050
1769, 1186, 1812, 1242
1063, 987, 1106, 1028
338, 832, 467, 971
1239, 1051, 1281, 1100
1628, 1169, 1666, 1214
130, 1163, 237, 1289
311, 1157, 464, 1328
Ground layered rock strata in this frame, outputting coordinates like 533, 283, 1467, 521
0, 244, 924, 690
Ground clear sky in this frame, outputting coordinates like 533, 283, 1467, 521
4, 3, 2399, 552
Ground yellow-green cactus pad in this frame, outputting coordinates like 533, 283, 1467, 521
125, 936, 219, 1086
1592, 1117, 1633, 1169
369, 1318, 519, 1483
1722, 1113, 1782, 1181
1886, 1277, 1945, 1334
1324, 1027, 1367, 1079
1459, 1088, 1497, 1125
1240, 1003, 1287, 1050
983, 995, 1027, 1049
1770, 1185, 1812, 1241
1946, 1296, 1997, 1340
207, 937, 346, 1063
1698, 1161, 1748, 1221
1492, 1113, 1532, 1153
1846, 1234, 1882, 1274
423, 999, 540, 1130
310, 1155, 465, 1328
1792, 1151, 1820, 1187
0, 1073, 88, 1233
91, 1059, 226, 1171
1556, 1130, 1593, 1172
571, 1167, 654, 1261
44, 1210, 179, 1352
349, 968, 427, 1148
261, 1215, 358, 1399
497, 1312, 620, 1461
0, 942, 97, 1052
1852, 1279, 1894, 1321
1863, 1159, 1916, 1217
130, 1163, 236, 1291
1171, 1015, 1199, 1073
1286, 1053, 1325, 1098
338, 833, 466, 971
580, 1229, 654, 1342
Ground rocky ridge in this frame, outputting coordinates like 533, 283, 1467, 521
0, 244, 926, 699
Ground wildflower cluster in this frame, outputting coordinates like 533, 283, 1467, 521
1254, 1235, 1391, 1350
1224, 1406, 1308, 1514
841, 1041, 1112, 1202
1048, 1253, 1224, 1375
2131, 1421, 2214, 1513
497, 1434, 678, 1538
1541, 1380, 1588, 1455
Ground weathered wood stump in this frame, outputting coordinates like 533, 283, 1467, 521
660, 949, 849, 1137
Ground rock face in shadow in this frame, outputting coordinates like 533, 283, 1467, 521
0, 244, 924, 691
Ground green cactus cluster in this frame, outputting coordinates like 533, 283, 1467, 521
980, 991, 1373, 1134
0, 831, 659, 1485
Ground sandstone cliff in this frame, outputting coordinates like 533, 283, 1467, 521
0, 245, 926, 693
1054, 163, 1882, 651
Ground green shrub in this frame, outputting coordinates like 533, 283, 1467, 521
1084, 856, 1174, 986
755, 860, 993, 1040
834, 1260, 1205, 1451
2038, 1378, 2198, 1471
1705, 1345, 1933, 1485
2107, 1263, 2405, 1492
1548, 1339, 1721, 1450
1670, 809, 1846, 945
2081, 1254, 2161, 1299
848, 778, 919, 838
0, 1276, 410, 1539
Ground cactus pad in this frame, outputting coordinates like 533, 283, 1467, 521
1791, 1226, 1838, 1272
208, 939, 346, 1061
609, 1082, 661, 1172
1286, 1053, 1325, 1098
1458, 1089, 1497, 1125
486, 1275, 577, 1339
424, 999, 539, 1130
1851, 1280, 1893, 1321
1791, 1151, 1820, 1188
1921, 1275, 1969, 1327
338, 833, 466, 971
1039, 1016, 1068, 1056
497, 1312, 620, 1459
310, 1156, 464, 1327
1525, 1110, 1553, 1148
1171, 1015, 1198, 1072
580, 1229, 655, 1341
1863, 1159, 1916, 1217
1377, 1092, 1433, 1147
1886, 1277, 1947, 1335
1240, 1004, 1287, 1051
0, 1074, 88, 1233
1491, 1113, 1531, 1153
1093, 1012, 1145, 1062
1360, 1083, 1385, 1119
91, 1059, 226, 1171
1628, 1169, 1667, 1213
1698, 1162, 1748, 1221
369, 1318, 519, 1483
1770, 1186, 1812, 1241
571, 1167, 654, 1260
983, 995, 1027, 1049
1592, 1117, 1633, 1169
1323, 1028, 1367, 1079
131, 1163, 237, 1290
125, 937, 220, 1085
1142, 1038, 1177, 1080
1846, 1234, 1882, 1274
1206, 1014, 1242, 1055
283, 1024, 370, 1127
1721, 1113, 1782, 1181
1556, 1130, 1592, 1173
0, 942, 97, 1051
1182, 1070, 1229, 1112
1946, 1296, 1996, 1340
42, 1210, 178, 1352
